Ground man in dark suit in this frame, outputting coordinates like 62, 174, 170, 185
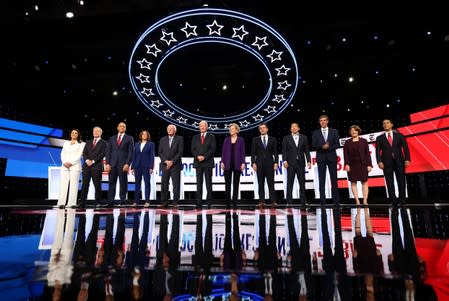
312, 115, 340, 204
282, 122, 312, 205
158, 124, 184, 207
251, 123, 279, 206
79, 126, 107, 207
191, 120, 216, 206
105, 121, 134, 206
376, 119, 411, 204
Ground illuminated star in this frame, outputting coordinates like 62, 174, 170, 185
206, 20, 224, 36
162, 109, 174, 117
252, 36, 269, 50
252, 114, 264, 121
160, 30, 177, 46
209, 124, 218, 130
272, 94, 286, 103
277, 80, 292, 90
203, 297, 214, 301
267, 50, 283, 63
224, 123, 232, 129
141, 87, 155, 97
191, 121, 199, 128
181, 21, 198, 38
136, 58, 152, 70
264, 106, 277, 114
275, 65, 291, 76
176, 116, 188, 124
232, 25, 249, 41
150, 100, 162, 108
145, 44, 162, 57
136, 73, 150, 84
239, 120, 250, 127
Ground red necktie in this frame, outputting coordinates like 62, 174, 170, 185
387, 133, 393, 146
93, 139, 97, 148
117, 134, 122, 145
201, 133, 205, 145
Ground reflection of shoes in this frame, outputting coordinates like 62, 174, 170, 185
159, 201, 168, 208
271, 201, 278, 207
144, 202, 150, 207
257, 201, 264, 208
172, 202, 178, 208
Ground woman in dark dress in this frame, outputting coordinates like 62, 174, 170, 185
344, 125, 372, 204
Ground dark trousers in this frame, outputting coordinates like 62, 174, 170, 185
161, 166, 181, 202
286, 164, 307, 204
224, 169, 241, 201
384, 163, 407, 202
196, 167, 213, 201
317, 159, 339, 204
256, 163, 275, 202
79, 167, 102, 205
134, 167, 151, 203
108, 165, 128, 203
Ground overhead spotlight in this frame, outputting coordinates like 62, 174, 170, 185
34, 5, 39, 11
341, 37, 346, 42
222, 84, 228, 91
202, 3, 209, 7
348, 76, 354, 83
79, 0, 85, 5
25, 11, 29, 16
386, 104, 390, 108
112, 90, 119, 96
426, 31, 432, 36
66, 11, 74, 18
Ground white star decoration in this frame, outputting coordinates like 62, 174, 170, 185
224, 123, 232, 129
275, 65, 291, 76
136, 58, 152, 70
176, 116, 187, 124
141, 87, 155, 97
208, 124, 218, 130
191, 121, 199, 128
277, 80, 292, 90
136, 73, 150, 84
239, 120, 250, 127
264, 106, 277, 114
252, 36, 269, 50
150, 100, 162, 108
252, 114, 264, 121
145, 44, 162, 57
181, 21, 198, 38
160, 30, 177, 46
206, 20, 224, 36
162, 109, 174, 117
267, 50, 283, 63
272, 94, 286, 103
232, 25, 249, 41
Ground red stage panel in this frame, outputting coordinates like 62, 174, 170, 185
409, 104, 449, 123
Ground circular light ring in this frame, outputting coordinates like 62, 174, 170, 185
129, 7, 300, 133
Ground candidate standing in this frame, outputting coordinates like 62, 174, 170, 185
131, 130, 155, 207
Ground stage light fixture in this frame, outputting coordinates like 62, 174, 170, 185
66, 11, 74, 18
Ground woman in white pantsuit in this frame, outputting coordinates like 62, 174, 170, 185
57, 129, 85, 207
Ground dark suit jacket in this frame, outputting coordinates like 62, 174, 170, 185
158, 135, 184, 170
251, 136, 279, 166
343, 137, 372, 167
105, 134, 134, 167
311, 127, 339, 163
221, 136, 246, 171
82, 138, 107, 170
132, 141, 155, 170
191, 132, 216, 168
282, 134, 311, 167
375, 131, 410, 167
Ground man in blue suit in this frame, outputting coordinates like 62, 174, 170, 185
105, 121, 134, 206
311, 115, 340, 204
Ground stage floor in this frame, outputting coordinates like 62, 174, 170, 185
0, 203, 447, 300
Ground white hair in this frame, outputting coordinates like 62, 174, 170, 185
167, 124, 177, 132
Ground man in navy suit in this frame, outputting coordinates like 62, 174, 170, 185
105, 121, 134, 206
251, 123, 279, 206
158, 124, 184, 207
375, 119, 411, 204
311, 115, 340, 204
282, 122, 311, 205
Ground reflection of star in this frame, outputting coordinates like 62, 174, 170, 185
176, 116, 188, 124
264, 106, 277, 114
160, 30, 177, 46
232, 25, 249, 41
267, 50, 283, 63
145, 44, 162, 57
209, 124, 218, 130
136, 58, 152, 70
162, 109, 174, 117
141, 87, 155, 97
252, 36, 269, 50
275, 65, 291, 76
206, 20, 224, 36
252, 114, 264, 121
272, 94, 286, 103
239, 120, 250, 127
181, 21, 198, 38
191, 121, 199, 128
204, 297, 214, 301
277, 80, 292, 90
136, 73, 150, 84
150, 100, 162, 108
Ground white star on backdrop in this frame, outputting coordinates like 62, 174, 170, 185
160, 31, 177, 46
191, 121, 199, 128
272, 94, 286, 103
277, 80, 292, 90
232, 25, 249, 41
208, 124, 218, 130
181, 21, 198, 38
176, 116, 188, 124
239, 120, 250, 127
150, 100, 162, 108
206, 20, 224, 36
162, 109, 175, 117
264, 106, 277, 114
145, 44, 162, 57
141, 87, 155, 97
224, 123, 232, 129
275, 65, 291, 76
267, 50, 283, 63
252, 36, 269, 50
252, 114, 264, 121
136, 58, 152, 70
136, 73, 150, 84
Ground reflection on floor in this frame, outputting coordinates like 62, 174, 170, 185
0, 203, 447, 301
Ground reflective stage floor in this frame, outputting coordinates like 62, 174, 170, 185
0, 203, 447, 301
